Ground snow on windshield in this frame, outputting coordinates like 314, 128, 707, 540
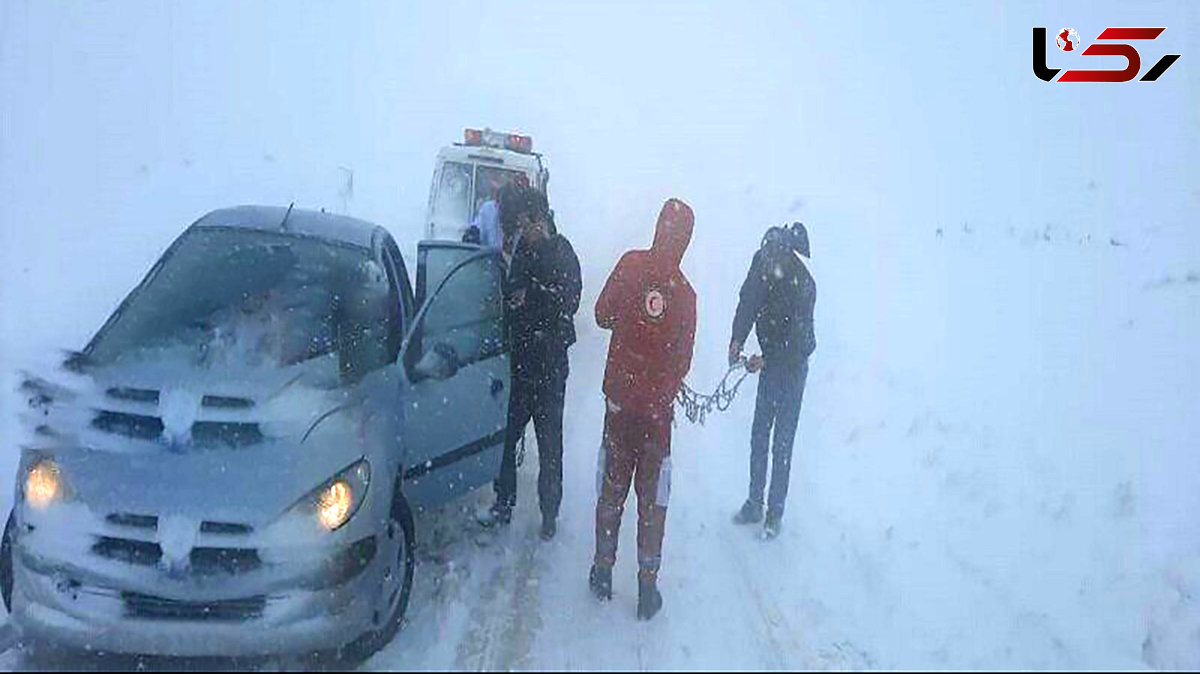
85, 228, 394, 374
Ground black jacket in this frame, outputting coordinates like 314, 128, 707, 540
731, 240, 816, 367
506, 232, 582, 375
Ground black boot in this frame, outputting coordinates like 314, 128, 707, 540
732, 499, 763, 525
539, 515, 557, 541
761, 513, 782, 540
637, 576, 663, 621
477, 499, 512, 528
589, 565, 612, 601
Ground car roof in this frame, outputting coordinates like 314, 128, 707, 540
189, 205, 380, 249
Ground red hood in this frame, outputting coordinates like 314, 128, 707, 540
650, 198, 694, 267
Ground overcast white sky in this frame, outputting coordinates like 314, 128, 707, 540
1, 0, 1196, 350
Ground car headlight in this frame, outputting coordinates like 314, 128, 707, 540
296, 459, 371, 532
24, 459, 69, 510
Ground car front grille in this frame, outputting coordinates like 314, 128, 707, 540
106, 512, 158, 530
105, 388, 253, 410
91, 539, 262, 575
200, 395, 255, 409
93, 537, 161, 566
190, 421, 264, 448
92, 410, 163, 440
199, 520, 253, 535
95, 513, 261, 575
189, 547, 262, 575
121, 592, 266, 622
106, 387, 160, 404
106, 513, 255, 536
92, 388, 261, 447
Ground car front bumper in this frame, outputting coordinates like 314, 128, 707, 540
10, 521, 384, 657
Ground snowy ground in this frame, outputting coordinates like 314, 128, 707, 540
368, 223, 1200, 671
2, 0, 1198, 670
6, 222, 1195, 671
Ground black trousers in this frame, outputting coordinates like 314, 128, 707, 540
495, 352, 568, 519
748, 359, 808, 520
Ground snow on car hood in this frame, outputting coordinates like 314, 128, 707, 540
17, 352, 370, 524
48, 439, 363, 526
21, 351, 352, 450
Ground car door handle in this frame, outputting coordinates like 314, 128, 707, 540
490, 377, 505, 397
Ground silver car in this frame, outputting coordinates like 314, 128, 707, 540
0, 206, 510, 659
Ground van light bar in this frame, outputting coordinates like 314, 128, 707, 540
463, 128, 533, 154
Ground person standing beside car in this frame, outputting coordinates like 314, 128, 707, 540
589, 198, 696, 621
479, 185, 582, 541
729, 222, 816, 540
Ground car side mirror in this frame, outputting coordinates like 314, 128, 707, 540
413, 342, 460, 380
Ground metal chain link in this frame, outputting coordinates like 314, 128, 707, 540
675, 359, 753, 425
514, 363, 751, 461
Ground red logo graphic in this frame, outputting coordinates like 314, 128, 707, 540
1033, 27, 1180, 82
1057, 28, 1081, 52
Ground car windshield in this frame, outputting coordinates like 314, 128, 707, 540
86, 227, 393, 372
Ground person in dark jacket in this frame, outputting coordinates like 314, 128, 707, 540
479, 185, 582, 541
728, 222, 816, 539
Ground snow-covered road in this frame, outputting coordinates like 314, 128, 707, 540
0, 224, 1197, 671
366, 326, 870, 671
362, 225, 1199, 670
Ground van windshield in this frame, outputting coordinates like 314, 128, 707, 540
432, 161, 531, 229
472, 165, 527, 218
432, 161, 473, 225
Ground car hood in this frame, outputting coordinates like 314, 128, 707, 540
53, 441, 361, 527
20, 353, 369, 525
24, 352, 354, 448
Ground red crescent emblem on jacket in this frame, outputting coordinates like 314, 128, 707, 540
645, 288, 666, 320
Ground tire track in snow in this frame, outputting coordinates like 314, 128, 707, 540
0, 623, 16, 656
453, 528, 544, 671
716, 525, 804, 670
686, 415, 807, 670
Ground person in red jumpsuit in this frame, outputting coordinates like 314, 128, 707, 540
589, 198, 697, 621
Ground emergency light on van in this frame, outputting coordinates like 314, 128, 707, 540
463, 128, 533, 154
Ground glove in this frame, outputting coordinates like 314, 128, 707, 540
728, 340, 743, 367
746, 354, 765, 373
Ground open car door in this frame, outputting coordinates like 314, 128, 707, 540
400, 244, 509, 509
415, 240, 490, 306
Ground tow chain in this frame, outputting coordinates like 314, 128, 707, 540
675, 359, 754, 425
516, 360, 754, 464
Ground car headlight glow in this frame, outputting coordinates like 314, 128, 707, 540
296, 459, 370, 532
317, 480, 354, 530
25, 460, 63, 510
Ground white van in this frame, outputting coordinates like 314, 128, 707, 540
425, 128, 549, 242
